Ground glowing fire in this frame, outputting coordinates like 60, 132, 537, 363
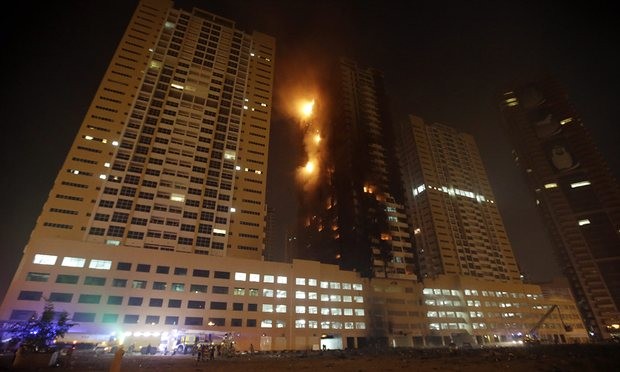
304, 160, 316, 174
299, 100, 315, 119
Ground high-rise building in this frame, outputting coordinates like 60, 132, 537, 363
0, 0, 275, 338
499, 77, 620, 340
297, 58, 416, 280
399, 116, 521, 282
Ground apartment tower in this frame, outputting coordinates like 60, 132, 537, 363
0, 0, 275, 334
399, 116, 521, 282
499, 77, 620, 340
298, 59, 416, 280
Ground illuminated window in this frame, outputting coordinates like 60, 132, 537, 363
296, 278, 306, 285
544, 183, 558, 189
354, 309, 364, 316
321, 321, 330, 329
275, 304, 287, 313
345, 322, 354, 329
295, 319, 306, 328
296, 306, 306, 314
170, 193, 185, 202
33, 254, 57, 265
352, 283, 363, 291
329, 294, 341, 302
320, 281, 329, 288
308, 306, 318, 314
343, 295, 352, 302
277, 276, 287, 284
89, 260, 112, 270
262, 304, 273, 312
249, 273, 260, 282
276, 290, 287, 298
263, 275, 274, 283
321, 308, 330, 315
571, 181, 591, 188
342, 283, 352, 290
321, 294, 329, 302
62, 257, 86, 268
344, 308, 353, 316
308, 320, 318, 328
235, 272, 247, 281
329, 282, 341, 289
353, 296, 364, 303
263, 289, 274, 297
308, 279, 317, 286
308, 292, 318, 300
332, 322, 343, 329
578, 219, 591, 226
331, 308, 342, 315
260, 320, 272, 328
295, 291, 306, 299
234, 288, 245, 296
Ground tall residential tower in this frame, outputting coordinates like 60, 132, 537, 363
297, 59, 416, 280
499, 78, 620, 340
1, 0, 275, 338
399, 116, 521, 282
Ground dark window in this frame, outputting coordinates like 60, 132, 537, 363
184, 317, 203, 326
49, 293, 73, 303
189, 284, 208, 293
84, 276, 106, 286
213, 271, 230, 279
152, 281, 167, 290
168, 299, 182, 308
73, 312, 96, 322
136, 264, 151, 272
112, 278, 127, 287
124, 315, 139, 324
210, 301, 227, 310
132, 280, 147, 289
78, 294, 101, 304
232, 302, 243, 311
145, 315, 160, 324
107, 296, 123, 305
246, 319, 257, 327
117, 262, 132, 271
212, 286, 228, 294
231, 318, 242, 327
247, 303, 257, 312
188, 300, 206, 309
156, 265, 170, 274
56, 274, 79, 284
128, 297, 143, 306
165, 316, 179, 325
192, 269, 209, 277
149, 298, 163, 307
10, 310, 36, 321
174, 267, 188, 276
18, 291, 43, 301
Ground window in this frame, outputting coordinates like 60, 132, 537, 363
168, 299, 182, 308
277, 276, 287, 284
276, 290, 287, 298
89, 260, 112, 270
128, 297, 144, 306
49, 293, 73, 303
18, 291, 43, 301
56, 274, 79, 284
26, 272, 50, 282
78, 294, 101, 304
149, 298, 163, 307
156, 266, 170, 274
165, 316, 179, 325
249, 273, 260, 282
210, 301, 227, 310
153, 281, 167, 290
246, 319, 257, 327
193, 269, 210, 277
188, 300, 206, 309
132, 280, 147, 289
214, 271, 230, 279
263, 275, 274, 283
102, 314, 118, 323
263, 289, 273, 297
231, 318, 242, 327
190, 284, 208, 293
62, 257, 86, 267
212, 286, 228, 294
84, 276, 106, 286
73, 313, 96, 322
124, 315, 139, 324
145, 315, 160, 324
184, 317, 203, 326
233, 302, 243, 311
296, 278, 306, 285
248, 303, 258, 311
308, 279, 317, 286
260, 320, 272, 328
33, 254, 57, 265
248, 288, 259, 296
107, 296, 123, 305
174, 267, 188, 276
235, 272, 247, 281
112, 278, 127, 287
117, 262, 131, 271
171, 283, 185, 292
136, 264, 151, 272
276, 304, 287, 313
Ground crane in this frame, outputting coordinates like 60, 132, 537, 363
525, 304, 573, 343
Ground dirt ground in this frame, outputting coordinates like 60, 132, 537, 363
2, 344, 619, 371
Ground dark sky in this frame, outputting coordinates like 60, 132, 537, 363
1, 1, 618, 299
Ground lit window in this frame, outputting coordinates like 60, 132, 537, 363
352, 283, 363, 291
263, 289, 273, 297
354, 309, 364, 316
262, 304, 273, 312
296, 278, 306, 285
295, 291, 306, 299
296, 306, 306, 314
342, 283, 352, 290
260, 320, 272, 328
345, 322, 354, 329
308, 306, 318, 314
320, 281, 329, 288
89, 260, 112, 270
308, 279, 317, 286
61, 257, 86, 268
276, 290, 287, 298
308, 292, 318, 300
329, 282, 341, 289
33, 254, 57, 265
321, 308, 330, 315
344, 308, 353, 316
171, 83, 184, 90
295, 319, 306, 328
275, 304, 287, 313
321, 294, 329, 302
544, 183, 558, 189
321, 321, 330, 329
329, 294, 341, 302
331, 308, 342, 316
99, 174, 107, 180
277, 276, 287, 284
578, 219, 591, 226
570, 181, 591, 188
233, 288, 245, 296
235, 272, 247, 281
263, 275, 274, 283
170, 193, 185, 202
249, 273, 260, 282
353, 296, 364, 303
308, 320, 318, 328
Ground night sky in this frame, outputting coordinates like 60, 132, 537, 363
1, 1, 618, 299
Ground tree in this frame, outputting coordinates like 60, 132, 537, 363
9, 300, 75, 351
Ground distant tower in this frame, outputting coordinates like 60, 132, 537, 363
297, 58, 416, 280
399, 116, 521, 281
264, 206, 277, 261
498, 77, 620, 340
0, 0, 275, 332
